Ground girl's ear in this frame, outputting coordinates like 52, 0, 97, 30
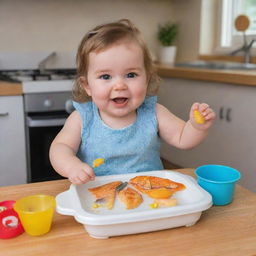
79, 76, 91, 96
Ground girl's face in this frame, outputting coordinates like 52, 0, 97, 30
81, 40, 148, 126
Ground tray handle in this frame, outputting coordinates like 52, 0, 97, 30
55, 191, 75, 216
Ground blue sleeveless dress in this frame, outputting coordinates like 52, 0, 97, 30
73, 96, 163, 176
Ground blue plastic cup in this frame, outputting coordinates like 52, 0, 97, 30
195, 165, 241, 206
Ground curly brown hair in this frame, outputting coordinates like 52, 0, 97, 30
73, 19, 160, 102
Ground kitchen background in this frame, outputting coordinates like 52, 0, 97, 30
1, 0, 255, 192
0, 0, 217, 67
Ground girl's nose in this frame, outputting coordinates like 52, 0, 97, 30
113, 78, 127, 90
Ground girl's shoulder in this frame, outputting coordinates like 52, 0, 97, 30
73, 101, 93, 113
72, 101, 94, 122
62, 110, 82, 134
143, 95, 157, 107
139, 96, 157, 115
72, 101, 96, 139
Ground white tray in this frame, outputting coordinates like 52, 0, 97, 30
56, 170, 212, 239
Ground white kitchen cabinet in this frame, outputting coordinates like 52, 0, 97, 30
0, 95, 27, 186
158, 78, 256, 192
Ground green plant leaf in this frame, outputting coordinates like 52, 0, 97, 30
158, 22, 178, 46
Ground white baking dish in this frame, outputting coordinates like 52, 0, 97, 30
56, 170, 212, 239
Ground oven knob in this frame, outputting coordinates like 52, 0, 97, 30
43, 99, 53, 108
65, 99, 74, 113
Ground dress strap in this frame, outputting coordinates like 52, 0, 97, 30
73, 101, 94, 139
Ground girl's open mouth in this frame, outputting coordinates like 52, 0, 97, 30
112, 97, 128, 105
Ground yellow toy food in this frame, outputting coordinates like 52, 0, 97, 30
92, 158, 105, 168
154, 198, 177, 207
150, 202, 159, 209
150, 198, 177, 209
193, 110, 205, 124
145, 188, 175, 199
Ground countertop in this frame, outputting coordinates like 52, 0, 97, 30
0, 81, 22, 96
1, 64, 256, 96
1, 168, 255, 256
156, 63, 256, 87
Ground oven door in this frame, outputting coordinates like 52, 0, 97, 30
26, 112, 68, 182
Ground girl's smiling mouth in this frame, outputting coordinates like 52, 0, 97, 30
112, 97, 128, 106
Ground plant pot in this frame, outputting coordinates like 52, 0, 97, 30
159, 46, 177, 64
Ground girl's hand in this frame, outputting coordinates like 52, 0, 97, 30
189, 102, 216, 130
67, 161, 95, 185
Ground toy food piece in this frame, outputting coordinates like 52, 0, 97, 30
150, 202, 159, 209
92, 158, 105, 168
88, 181, 122, 210
145, 188, 174, 199
193, 110, 205, 124
129, 176, 186, 199
150, 198, 177, 209
154, 198, 177, 207
118, 187, 143, 209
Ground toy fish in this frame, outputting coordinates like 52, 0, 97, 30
118, 187, 143, 209
88, 181, 122, 210
129, 176, 186, 199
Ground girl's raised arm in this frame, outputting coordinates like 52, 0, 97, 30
156, 103, 215, 150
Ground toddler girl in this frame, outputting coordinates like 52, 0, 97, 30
49, 19, 215, 184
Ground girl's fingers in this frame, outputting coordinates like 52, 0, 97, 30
204, 111, 216, 121
82, 163, 95, 180
68, 168, 93, 184
203, 108, 215, 119
69, 177, 83, 185
192, 103, 210, 113
201, 107, 211, 117
78, 171, 91, 183
191, 102, 200, 111
199, 103, 209, 112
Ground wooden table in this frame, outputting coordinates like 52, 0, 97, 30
1, 169, 256, 256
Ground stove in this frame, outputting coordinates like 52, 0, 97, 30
0, 69, 76, 82
0, 69, 77, 93
0, 68, 78, 182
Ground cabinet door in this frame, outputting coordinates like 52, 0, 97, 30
158, 78, 256, 192
0, 96, 27, 186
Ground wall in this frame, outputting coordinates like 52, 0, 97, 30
0, 0, 176, 68
171, 0, 202, 62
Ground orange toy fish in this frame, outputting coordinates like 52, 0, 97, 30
88, 181, 122, 209
118, 187, 143, 210
129, 176, 186, 199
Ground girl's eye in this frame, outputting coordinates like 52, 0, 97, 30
100, 74, 111, 80
126, 72, 138, 78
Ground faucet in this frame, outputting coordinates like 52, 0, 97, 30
38, 52, 57, 73
230, 33, 255, 63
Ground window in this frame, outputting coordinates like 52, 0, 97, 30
219, 0, 256, 51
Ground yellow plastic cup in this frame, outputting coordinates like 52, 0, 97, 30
14, 195, 56, 236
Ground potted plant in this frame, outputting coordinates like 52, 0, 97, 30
157, 22, 178, 64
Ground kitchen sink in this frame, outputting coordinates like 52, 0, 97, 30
175, 60, 256, 70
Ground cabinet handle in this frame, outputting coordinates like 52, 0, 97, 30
226, 108, 232, 122
0, 112, 9, 117
219, 107, 224, 120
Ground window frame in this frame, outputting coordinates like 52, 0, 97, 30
214, 0, 256, 55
